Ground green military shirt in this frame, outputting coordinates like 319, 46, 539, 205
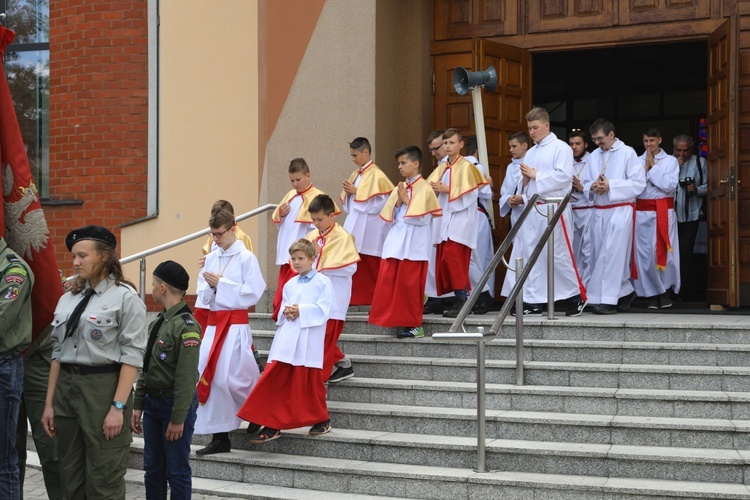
134, 301, 201, 424
0, 238, 33, 353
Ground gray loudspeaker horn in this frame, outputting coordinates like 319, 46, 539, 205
452, 66, 497, 95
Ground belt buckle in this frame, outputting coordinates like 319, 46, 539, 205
70, 365, 81, 375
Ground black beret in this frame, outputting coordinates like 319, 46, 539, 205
153, 260, 189, 291
66, 225, 117, 251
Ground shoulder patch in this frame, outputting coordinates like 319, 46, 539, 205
181, 313, 195, 326
7, 255, 20, 264
182, 339, 200, 348
181, 332, 201, 341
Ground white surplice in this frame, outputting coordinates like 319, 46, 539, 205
267, 271, 333, 368
582, 139, 646, 305
466, 156, 495, 296
343, 173, 390, 258
499, 157, 527, 227
500, 133, 581, 303
633, 149, 680, 297
195, 240, 266, 434
275, 193, 315, 265
571, 151, 593, 288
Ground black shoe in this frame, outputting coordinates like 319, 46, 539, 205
616, 291, 636, 313
565, 300, 587, 317
309, 420, 332, 435
510, 303, 543, 316
246, 422, 262, 434
329, 366, 354, 383
423, 298, 444, 315
590, 304, 617, 315
196, 439, 231, 455
646, 296, 659, 310
443, 298, 467, 318
472, 291, 492, 315
659, 292, 673, 309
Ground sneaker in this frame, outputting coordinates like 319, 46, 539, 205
328, 366, 354, 383
659, 292, 673, 309
616, 291, 636, 313
646, 296, 659, 309
309, 420, 332, 435
397, 327, 424, 338
443, 298, 467, 318
565, 300, 587, 317
510, 303, 543, 316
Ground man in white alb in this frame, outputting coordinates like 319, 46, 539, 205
568, 130, 593, 289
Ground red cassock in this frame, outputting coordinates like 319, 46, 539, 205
435, 240, 472, 296
349, 254, 380, 306
369, 259, 427, 328
271, 263, 298, 321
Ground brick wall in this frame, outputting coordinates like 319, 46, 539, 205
46, 0, 149, 271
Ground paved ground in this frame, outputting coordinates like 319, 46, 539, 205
23, 466, 230, 500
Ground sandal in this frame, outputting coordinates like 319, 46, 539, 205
249, 428, 280, 444
309, 421, 332, 435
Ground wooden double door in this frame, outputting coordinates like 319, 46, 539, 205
433, 20, 737, 306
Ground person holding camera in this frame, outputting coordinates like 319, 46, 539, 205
673, 134, 707, 300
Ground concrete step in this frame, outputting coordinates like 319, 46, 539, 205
339, 354, 750, 391
125, 439, 750, 499
187, 427, 750, 485
326, 377, 750, 419
251, 332, 750, 367
249, 312, 750, 344
325, 401, 750, 449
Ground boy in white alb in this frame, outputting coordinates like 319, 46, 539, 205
271, 158, 338, 321
499, 132, 530, 228
568, 131, 594, 289
634, 127, 680, 309
238, 239, 334, 442
430, 128, 488, 318
340, 137, 394, 306
500, 107, 587, 317
583, 119, 647, 314
195, 209, 266, 455
369, 146, 442, 338
306, 194, 360, 384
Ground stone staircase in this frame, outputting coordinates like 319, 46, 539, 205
128, 312, 750, 498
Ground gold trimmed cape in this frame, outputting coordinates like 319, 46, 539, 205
427, 156, 488, 202
339, 162, 395, 203
305, 222, 360, 272
380, 175, 442, 222
272, 184, 340, 224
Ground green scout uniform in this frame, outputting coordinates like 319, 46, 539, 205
134, 301, 201, 422
16, 337, 61, 500
0, 238, 33, 354
50, 276, 146, 500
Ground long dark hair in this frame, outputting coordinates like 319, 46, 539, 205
69, 241, 136, 294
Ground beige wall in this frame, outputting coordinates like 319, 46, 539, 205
259, 0, 432, 310
121, 0, 260, 293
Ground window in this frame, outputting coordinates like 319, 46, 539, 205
1, 0, 49, 197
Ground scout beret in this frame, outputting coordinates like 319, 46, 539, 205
66, 225, 117, 251
153, 260, 189, 291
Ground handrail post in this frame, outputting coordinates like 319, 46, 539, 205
546, 204, 556, 320
475, 338, 486, 473
139, 257, 147, 303
515, 257, 524, 386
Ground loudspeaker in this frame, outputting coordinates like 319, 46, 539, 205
452, 66, 497, 95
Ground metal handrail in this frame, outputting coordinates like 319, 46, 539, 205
66, 204, 277, 301
433, 192, 572, 473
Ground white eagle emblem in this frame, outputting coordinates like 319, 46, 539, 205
2, 163, 50, 261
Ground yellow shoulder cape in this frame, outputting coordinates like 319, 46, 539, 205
380, 176, 442, 222
272, 184, 341, 224
428, 156, 487, 202
339, 163, 395, 203
305, 223, 360, 271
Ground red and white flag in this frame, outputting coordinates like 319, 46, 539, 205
0, 26, 63, 339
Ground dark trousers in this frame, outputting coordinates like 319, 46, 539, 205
678, 220, 700, 298
143, 393, 198, 499
0, 351, 23, 500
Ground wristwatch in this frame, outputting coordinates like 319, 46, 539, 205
111, 401, 127, 410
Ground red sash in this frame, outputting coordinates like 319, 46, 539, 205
197, 309, 249, 404
537, 202, 587, 301
594, 202, 638, 279
636, 197, 674, 271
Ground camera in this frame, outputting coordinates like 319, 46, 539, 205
679, 177, 695, 188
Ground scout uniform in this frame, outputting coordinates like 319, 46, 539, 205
0, 237, 34, 500
134, 260, 200, 499
49, 226, 147, 500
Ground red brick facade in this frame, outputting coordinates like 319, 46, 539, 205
46, 0, 149, 271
